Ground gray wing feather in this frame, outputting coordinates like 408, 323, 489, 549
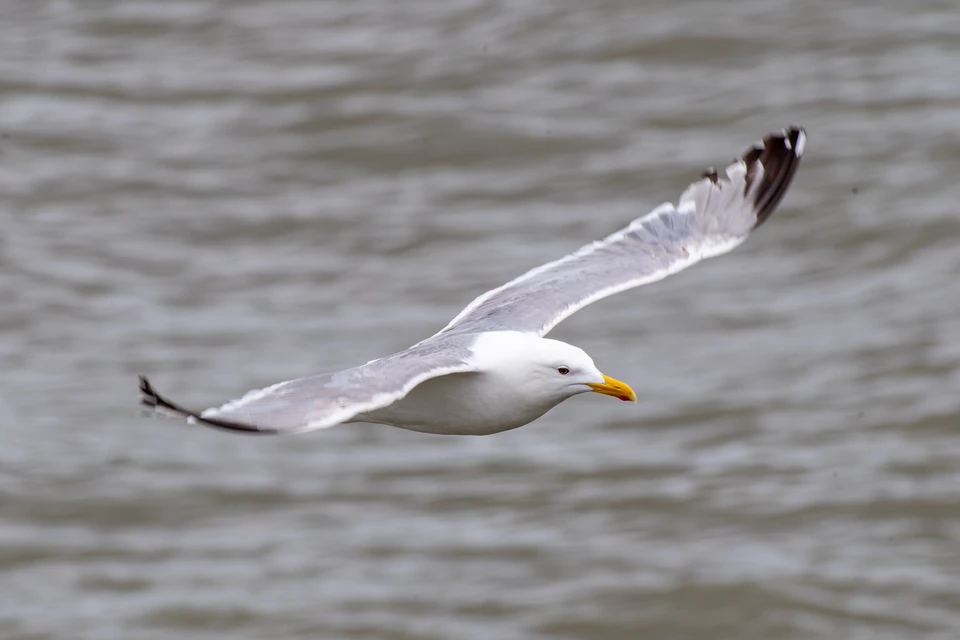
432, 127, 805, 338
139, 337, 477, 434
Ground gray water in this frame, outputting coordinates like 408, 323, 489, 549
2, 1, 959, 639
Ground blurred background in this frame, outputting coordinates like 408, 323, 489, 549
1, 1, 958, 639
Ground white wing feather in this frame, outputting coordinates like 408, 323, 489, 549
432, 127, 805, 338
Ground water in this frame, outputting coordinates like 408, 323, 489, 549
1, 1, 959, 638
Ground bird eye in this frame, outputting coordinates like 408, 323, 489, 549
557, 366, 570, 375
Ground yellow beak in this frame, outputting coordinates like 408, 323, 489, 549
586, 374, 637, 403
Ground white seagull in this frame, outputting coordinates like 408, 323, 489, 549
139, 127, 805, 436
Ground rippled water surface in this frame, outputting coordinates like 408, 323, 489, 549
2, 1, 959, 639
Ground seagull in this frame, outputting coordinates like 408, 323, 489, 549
139, 127, 805, 436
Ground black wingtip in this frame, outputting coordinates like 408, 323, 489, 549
743, 126, 806, 228
137, 375, 272, 435
139, 374, 158, 406
139, 374, 170, 412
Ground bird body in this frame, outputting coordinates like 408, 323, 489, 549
355, 332, 631, 435
139, 127, 806, 436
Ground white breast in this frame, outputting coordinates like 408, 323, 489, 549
354, 369, 561, 436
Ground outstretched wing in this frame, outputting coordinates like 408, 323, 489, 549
432, 127, 805, 339
139, 337, 477, 434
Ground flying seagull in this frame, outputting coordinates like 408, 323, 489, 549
139, 126, 805, 436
